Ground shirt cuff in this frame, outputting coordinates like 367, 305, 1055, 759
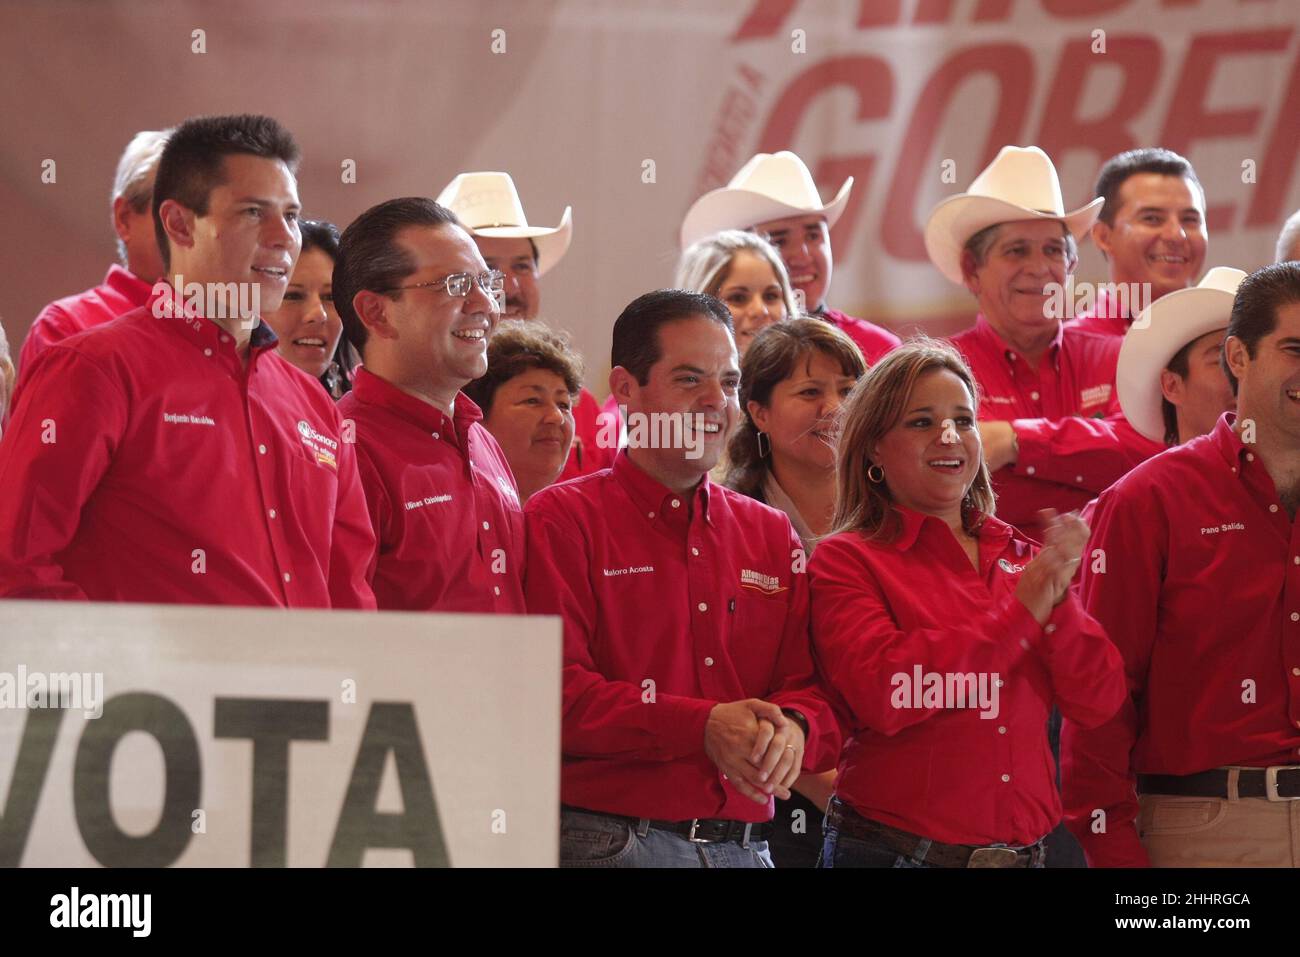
654, 695, 717, 760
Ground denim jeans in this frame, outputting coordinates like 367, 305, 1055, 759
818, 799, 1047, 869
560, 808, 773, 868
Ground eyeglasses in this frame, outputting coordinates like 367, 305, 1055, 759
382, 270, 505, 299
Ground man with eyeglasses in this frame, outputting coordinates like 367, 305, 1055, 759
334, 197, 525, 612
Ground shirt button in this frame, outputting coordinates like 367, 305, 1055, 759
220, 334, 231, 343
1247, 452, 1255, 462
1030, 391, 1040, 401
1001, 774, 1011, 783
1026, 466, 1036, 476
671, 499, 681, 509
1271, 505, 1280, 513
998, 726, 1007, 734
258, 444, 267, 455
1045, 624, 1057, 635
1294, 556, 1299, 565
648, 511, 655, 519
203, 348, 213, 357
1292, 612, 1299, 622
691, 547, 700, 557
1293, 667, 1300, 677
432, 432, 440, 440
1019, 639, 1030, 650
697, 602, 708, 612
283, 572, 291, 583
1075, 475, 1083, 483
268, 509, 276, 519
482, 521, 490, 530
704, 657, 714, 667
494, 586, 501, 596
995, 679, 1004, 688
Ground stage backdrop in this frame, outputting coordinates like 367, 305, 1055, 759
2, 0, 1298, 391
0, 602, 561, 867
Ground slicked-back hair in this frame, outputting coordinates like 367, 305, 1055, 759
611, 289, 733, 385
332, 198, 461, 356
1094, 147, 1203, 227
152, 114, 300, 272
299, 219, 340, 259
1222, 262, 1300, 396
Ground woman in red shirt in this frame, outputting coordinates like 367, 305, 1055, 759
810, 338, 1125, 868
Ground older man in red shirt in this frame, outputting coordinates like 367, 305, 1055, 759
925, 146, 1162, 540
334, 197, 523, 613
525, 289, 840, 867
0, 115, 374, 608
17, 129, 172, 391
1064, 262, 1300, 868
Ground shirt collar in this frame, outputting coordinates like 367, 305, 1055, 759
145, 286, 279, 360
890, 503, 1011, 552
105, 263, 155, 305
351, 367, 483, 445
612, 450, 715, 527
973, 313, 1064, 370
1211, 411, 1249, 472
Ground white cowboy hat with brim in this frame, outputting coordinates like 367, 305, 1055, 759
924, 145, 1104, 286
436, 171, 573, 276
1117, 266, 1246, 443
679, 150, 852, 250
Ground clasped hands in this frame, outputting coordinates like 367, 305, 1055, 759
703, 699, 804, 805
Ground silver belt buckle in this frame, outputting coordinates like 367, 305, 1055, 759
686, 819, 711, 843
1265, 765, 1300, 801
967, 847, 1022, 868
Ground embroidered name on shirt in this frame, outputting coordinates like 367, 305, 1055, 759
162, 412, 215, 426
997, 558, 1026, 574
984, 395, 1016, 405
1080, 384, 1112, 408
740, 568, 786, 594
1201, 522, 1245, 535
296, 419, 339, 471
405, 494, 453, 510
603, 565, 654, 577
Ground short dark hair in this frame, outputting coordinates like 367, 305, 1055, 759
1160, 337, 1196, 446
611, 289, 733, 385
462, 320, 583, 414
1222, 262, 1300, 395
299, 219, 340, 259
152, 114, 300, 271
1094, 147, 1203, 227
332, 198, 460, 355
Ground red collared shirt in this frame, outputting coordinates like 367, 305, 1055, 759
524, 451, 841, 823
819, 307, 900, 366
950, 315, 1162, 538
15, 264, 154, 403
0, 300, 376, 608
1066, 287, 1128, 338
1064, 414, 1300, 867
810, 507, 1125, 847
558, 387, 615, 483
338, 368, 525, 613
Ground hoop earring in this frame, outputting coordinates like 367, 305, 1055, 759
756, 431, 771, 458
867, 463, 885, 484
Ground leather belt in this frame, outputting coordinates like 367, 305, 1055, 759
564, 806, 773, 848
826, 799, 1045, 868
1138, 766, 1300, 802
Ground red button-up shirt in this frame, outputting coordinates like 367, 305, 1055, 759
820, 307, 900, 366
0, 301, 376, 608
810, 507, 1125, 847
338, 368, 525, 613
15, 264, 154, 403
558, 387, 615, 483
1066, 286, 1128, 338
1064, 414, 1300, 867
950, 315, 1162, 538
524, 451, 841, 823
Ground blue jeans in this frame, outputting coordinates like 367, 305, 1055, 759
560, 808, 773, 868
818, 799, 1047, 868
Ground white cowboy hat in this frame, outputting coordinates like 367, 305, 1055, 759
1117, 266, 1246, 443
679, 150, 852, 250
924, 145, 1104, 286
436, 171, 573, 276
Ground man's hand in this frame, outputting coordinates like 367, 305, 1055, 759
750, 713, 804, 799
978, 420, 1018, 472
704, 699, 789, 804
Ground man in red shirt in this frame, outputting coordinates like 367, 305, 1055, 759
333, 197, 524, 613
1070, 148, 1207, 338
680, 151, 900, 364
525, 289, 840, 867
1064, 262, 1300, 868
0, 114, 375, 608
17, 129, 172, 388
437, 171, 610, 483
924, 145, 1162, 539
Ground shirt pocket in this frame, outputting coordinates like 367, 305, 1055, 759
729, 592, 792, 691
279, 447, 340, 552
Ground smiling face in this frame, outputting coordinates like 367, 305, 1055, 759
965, 219, 1071, 344
1093, 173, 1207, 303
717, 250, 787, 355
263, 247, 342, 378
483, 367, 575, 503
1227, 301, 1300, 445
871, 368, 982, 521
750, 348, 857, 475
754, 213, 831, 313
614, 315, 740, 485
168, 153, 302, 315
385, 224, 500, 391
475, 235, 540, 320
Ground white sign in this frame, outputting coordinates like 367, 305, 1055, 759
0, 602, 561, 867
